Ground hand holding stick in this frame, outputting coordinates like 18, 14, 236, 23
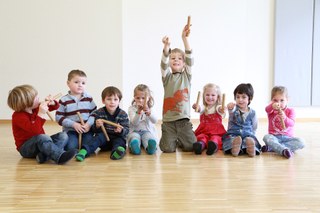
195, 91, 201, 112
278, 109, 286, 129
101, 119, 123, 129
45, 93, 62, 121
143, 92, 148, 111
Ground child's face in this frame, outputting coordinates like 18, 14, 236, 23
204, 87, 218, 107
67, 75, 87, 96
272, 92, 288, 110
235, 93, 250, 111
170, 52, 185, 73
134, 90, 146, 107
103, 94, 120, 114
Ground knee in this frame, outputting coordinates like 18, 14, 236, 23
36, 134, 51, 142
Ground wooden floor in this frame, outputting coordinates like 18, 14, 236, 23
1, 120, 320, 213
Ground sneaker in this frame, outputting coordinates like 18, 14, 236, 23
130, 139, 141, 155
282, 149, 293, 159
193, 142, 203, 155
231, 136, 242, 157
58, 149, 77, 165
245, 137, 256, 157
146, 139, 157, 155
261, 145, 272, 152
206, 141, 218, 155
76, 149, 87, 162
110, 146, 126, 160
36, 152, 49, 164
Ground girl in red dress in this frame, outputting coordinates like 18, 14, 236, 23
192, 83, 227, 155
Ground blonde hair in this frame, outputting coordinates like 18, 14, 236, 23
67, 69, 87, 81
170, 48, 185, 62
7, 84, 38, 112
131, 84, 154, 108
202, 83, 222, 109
271, 86, 288, 100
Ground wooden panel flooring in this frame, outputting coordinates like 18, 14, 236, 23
0, 120, 319, 212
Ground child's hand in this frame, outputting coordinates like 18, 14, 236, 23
272, 102, 280, 110
227, 102, 235, 110
182, 25, 190, 39
95, 119, 103, 128
162, 36, 170, 55
144, 107, 151, 116
192, 103, 200, 112
114, 124, 122, 133
38, 102, 48, 117
83, 123, 91, 133
73, 122, 85, 133
45, 95, 55, 106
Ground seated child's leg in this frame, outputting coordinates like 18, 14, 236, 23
231, 136, 242, 157
76, 133, 107, 161
51, 132, 68, 150
128, 132, 141, 155
110, 137, 127, 160
159, 122, 178, 153
66, 131, 80, 151
206, 141, 218, 155
141, 132, 157, 155
283, 137, 305, 152
263, 134, 286, 155
193, 141, 205, 155
245, 137, 256, 157
177, 119, 196, 152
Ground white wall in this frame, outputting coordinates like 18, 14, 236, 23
122, 0, 274, 119
1, 0, 318, 120
0, 0, 122, 119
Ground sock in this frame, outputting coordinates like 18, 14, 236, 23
206, 141, 218, 155
76, 149, 88, 162
58, 149, 77, 164
282, 149, 293, 159
146, 139, 157, 155
130, 139, 141, 155
110, 146, 126, 160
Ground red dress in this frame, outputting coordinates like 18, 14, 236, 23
194, 112, 226, 149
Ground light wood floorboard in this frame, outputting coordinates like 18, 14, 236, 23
0, 120, 319, 212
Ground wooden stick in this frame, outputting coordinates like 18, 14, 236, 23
101, 125, 110, 141
77, 112, 85, 150
279, 109, 286, 129
195, 91, 201, 112
221, 93, 226, 113
45, 93, 63, 121
143, 92, 148, 111
186, 16, 191, 37
101, 119, 123, 129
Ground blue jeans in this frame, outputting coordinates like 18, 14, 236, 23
82, 132, 126, 155
263, 134, 305, 155
18, 132, 68, 163
65, 131, 94, 151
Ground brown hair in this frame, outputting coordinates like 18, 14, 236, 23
67, 69, 87, 81
101, 86, 122, 100
271, 86, 288, 100
170, 48, 185, 62
233, 83, 254, 105
7, 84, 38, 112
131, 84, 154, 108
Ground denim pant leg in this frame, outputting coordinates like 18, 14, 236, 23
51, 132, 68, 150
19, 134, 64, 163
263, 134, 286, 155
66, 131, 80, 151
82, 132, 107, 155
110, 136, 126, 153
277, 135, 305, 152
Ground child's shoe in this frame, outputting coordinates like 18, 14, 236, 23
129, 139, 141, 155
146, 139, 157, 155
36, 152, 49, 164
110, 146, 126, 160
193, 142, 203, 155
261, 145, 272, 152
206, 141, 218, 155
282, 149, 293, 159
245, 137, 256, 157
231, 136, 242, 157
76, 149, 88, 162
58, 149, 77, 164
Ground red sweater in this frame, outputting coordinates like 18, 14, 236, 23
11, 101, 59, 150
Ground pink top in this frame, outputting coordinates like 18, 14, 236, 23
265, 103, 295, 136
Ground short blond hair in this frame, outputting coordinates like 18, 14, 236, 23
7, 84, 38, 112
202, 83, 222, 108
